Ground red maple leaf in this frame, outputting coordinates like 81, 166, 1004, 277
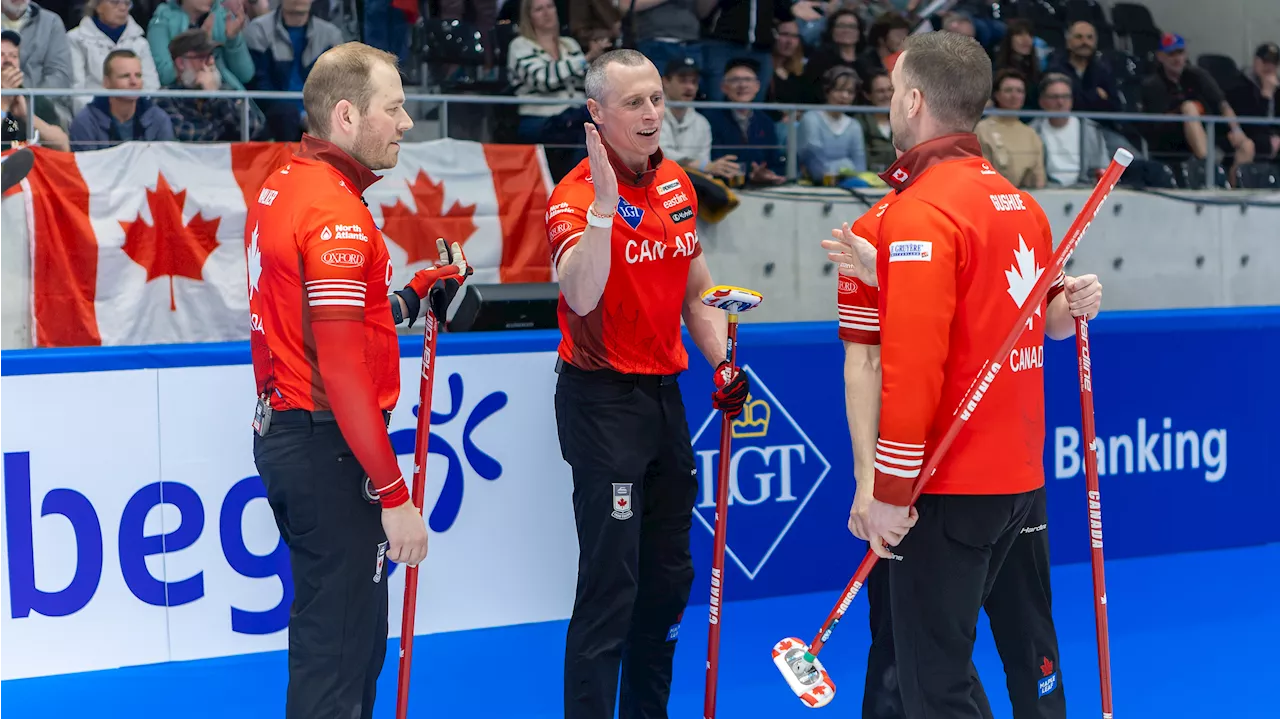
119, 174, 221, 311
1040, 657, 1054, 677
379, 170, 477, 265
617, 498, 628, 508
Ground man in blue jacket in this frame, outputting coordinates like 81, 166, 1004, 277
244, 0, 344, 141
69, 49, 175, 151
705, 57, 787, 186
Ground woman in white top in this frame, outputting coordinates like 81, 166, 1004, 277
507, 0, 605, 143
67, 0, 161, 114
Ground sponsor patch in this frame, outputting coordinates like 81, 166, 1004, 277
319, 226, 332, 241
373, 540, 388, 583
1038, 672, 1058, 697
666, 622, 680, 641
669, 206, 694, 224
657, 179, 681, 195
616, 198, 644, 230
550, 220, 573, 240
321, 248, 365, 268
333, 223, 368, 242
837, 275, 856, 294
257, 188, 278, 206
888, 240, 932, 263
611, 483, 634, 520
546, 201, 573, 221
662, 192, 689, 209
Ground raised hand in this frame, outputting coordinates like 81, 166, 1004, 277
821, 222, 878, 287
584, 122, 618, 218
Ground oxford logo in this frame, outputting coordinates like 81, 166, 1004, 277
612, 483, 634, 520
690, 366, 830, 579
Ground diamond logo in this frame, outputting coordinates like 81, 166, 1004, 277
690, 366, 830, 579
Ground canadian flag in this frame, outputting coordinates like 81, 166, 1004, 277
19, 140, 553, 347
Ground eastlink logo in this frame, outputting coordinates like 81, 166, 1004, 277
689, 367, 830, 579
662, 192, 688, 209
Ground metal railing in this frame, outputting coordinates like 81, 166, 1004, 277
4, 86, 1278, 185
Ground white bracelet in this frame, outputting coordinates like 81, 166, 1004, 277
586, 204, 615, 228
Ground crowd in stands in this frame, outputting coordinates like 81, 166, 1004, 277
1, 0, 1277, 189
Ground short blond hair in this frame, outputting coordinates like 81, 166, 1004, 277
898, 32, 992, 133
302, 42, 400, 139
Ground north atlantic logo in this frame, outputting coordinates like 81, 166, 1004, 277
390, 372, 507, 532
617, 197, 645, 230
689, 367, 830, 579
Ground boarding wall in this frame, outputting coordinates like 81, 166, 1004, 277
2, 309, 1277, 680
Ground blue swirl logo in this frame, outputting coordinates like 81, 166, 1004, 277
389, 372, 508, 532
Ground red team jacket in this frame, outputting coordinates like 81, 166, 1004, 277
838, 134, 1066, 506
244, 136, 408, 506
547, 147, 702, 375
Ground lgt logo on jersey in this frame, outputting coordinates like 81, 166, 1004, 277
689, 367, 830, 579
616, 197, 645, 230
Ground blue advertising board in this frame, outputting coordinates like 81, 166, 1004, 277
3, 306, 1277, 613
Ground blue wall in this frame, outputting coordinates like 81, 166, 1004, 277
4, 307, 1277, 606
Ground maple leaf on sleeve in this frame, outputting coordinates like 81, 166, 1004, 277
120, 173, 221, 311
379, 170, 478, 265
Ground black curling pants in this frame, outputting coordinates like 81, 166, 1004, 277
254, 409, 391, 719
554, 361, 699, 719
863, 488, 1064, 719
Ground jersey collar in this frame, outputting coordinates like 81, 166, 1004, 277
879, 132, 984, 192
604, 139, 664, 188
297, 134, 382, 194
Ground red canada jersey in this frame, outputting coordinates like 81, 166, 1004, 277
837, 193, 898, 345
245, 136, 399, 412
547, 149, 702, 375
871, 134, 1065, 505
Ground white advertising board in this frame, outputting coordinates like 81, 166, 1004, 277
0, 351, 579, 680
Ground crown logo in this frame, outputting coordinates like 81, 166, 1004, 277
731, 394, 770, 438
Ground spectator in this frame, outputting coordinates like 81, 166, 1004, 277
706, 57, 786, 184
508, 0, 600, 144
68, 48, 174, 149
1, 28, 70, 149
2, 0, 73, 91
567, 0, 621, 41
789, 0, 829, 49
1029, 72, 1112, 187
622, 0, 703, 80
857, 67, 893, 172
799, 64, 865, 183
767, 18, 807, 143
659, 55, 742, 181
148, 0, 255, 91
976, 68, 1045, 189
67, 0, 161, 114
1047, 21, 1118, 115
941, 12, 975, 40
800, 7, 860, 104
1139, 33, 1254, 183
1224, 42, 1279, 162
854, 11, 909, 87
701, 0, 791, 102
244, 0, 341, 141
361, 0, 409, 70
994, 19, 1040, 110
154, 28, 264, 140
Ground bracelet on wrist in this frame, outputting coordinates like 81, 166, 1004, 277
586, 203, 615, 228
